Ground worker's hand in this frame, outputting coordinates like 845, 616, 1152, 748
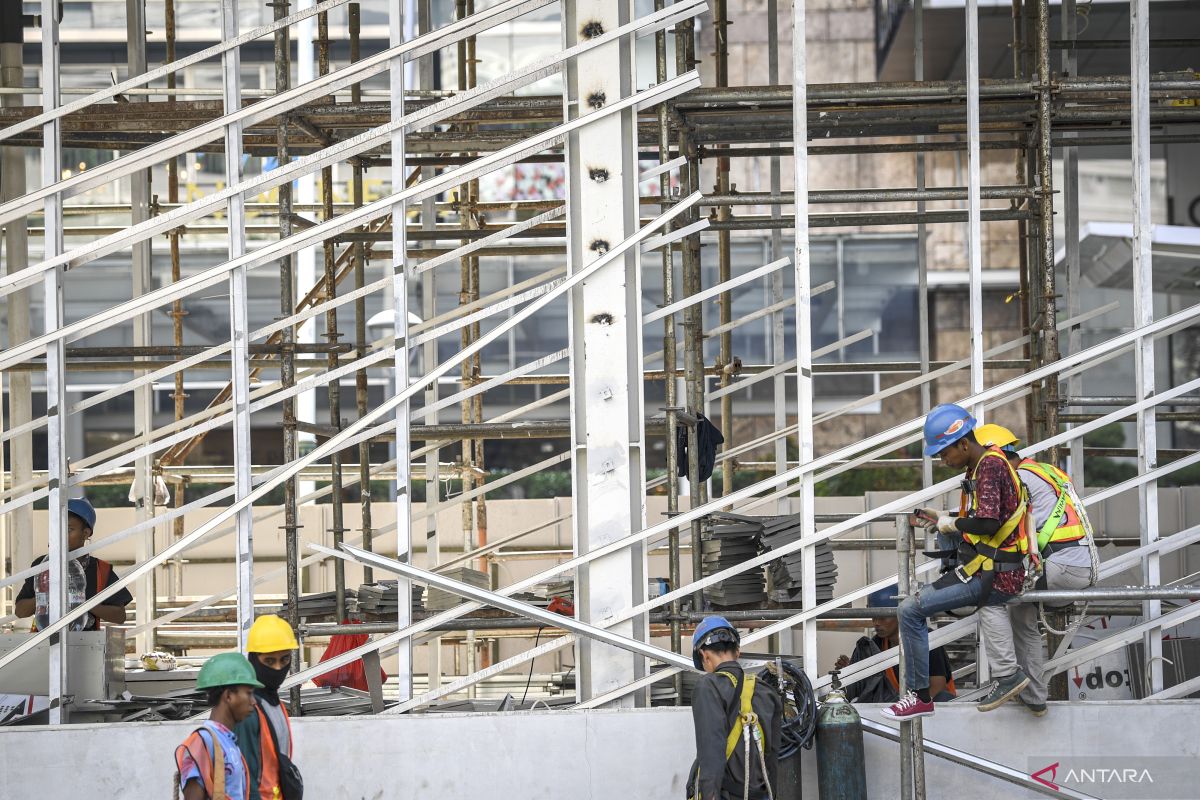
915, 507, 942, 529
834, 654, 850, 670
935, 515, 959, 535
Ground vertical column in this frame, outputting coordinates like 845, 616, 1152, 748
390, 0, 414, 702
564, 0, 648, 705
768, 0, 788, 517
915, 0, 933, 487
1063, 0, 1083, 487
221, 0, 255, 651
416, 0, 442, 692
41, 0, 69, 724
965, 0, 985, 410
0, 5, 34, 597
1130, 0, 1162, 695
296, 0, 318, 505
1035, 0, 1060, 463
273, 0, 302, 715
127, 0, 157, 655
790, 0, 818, 677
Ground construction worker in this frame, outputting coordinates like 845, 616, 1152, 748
882, 403, 1034, 721
834, 585, 957, 703
175, 652, 262, 800
687, 616, 782, 800
13, 498, 132, 630
974, 423, 1099, 716
234, 614, 303, 800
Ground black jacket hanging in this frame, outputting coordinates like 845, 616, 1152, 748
677, 412, 725, 481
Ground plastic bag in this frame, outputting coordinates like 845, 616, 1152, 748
311, 620, 388, 692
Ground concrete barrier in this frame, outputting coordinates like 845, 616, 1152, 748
1, 701, 1198, 798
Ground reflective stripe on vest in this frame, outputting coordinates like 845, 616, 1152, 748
255, 704, 283, 800
716, 671, 766, 761
1018, 460, 1087, 552
957, 448, 1031, 577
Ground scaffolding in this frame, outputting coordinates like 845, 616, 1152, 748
0, 2, 1197, 784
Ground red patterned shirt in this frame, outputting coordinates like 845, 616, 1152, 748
970, 453, 1026, 596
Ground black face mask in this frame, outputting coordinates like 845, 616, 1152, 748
252, 657, 289, 703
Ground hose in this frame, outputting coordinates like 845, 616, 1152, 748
758, 659, 817, 759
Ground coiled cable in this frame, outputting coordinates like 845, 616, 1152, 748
758, 659, 818, 758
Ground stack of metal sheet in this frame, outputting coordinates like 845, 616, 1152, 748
426, 567, 490, 611
357, 580, 424, 615
761, 514, 838, 604
701, 513, 767, 608
279, 589, 359, 617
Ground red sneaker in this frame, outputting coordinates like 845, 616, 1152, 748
880, 691, 935, 720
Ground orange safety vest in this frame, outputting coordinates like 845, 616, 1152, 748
955, 447, 1033, 576
175, 726, 251, 800
1018, 459, 1088, 552
879, 637, 956, 697
254, 703, 293, 800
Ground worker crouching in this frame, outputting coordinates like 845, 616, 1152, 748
235, 614, 304, 800
175, 653, 262, 800
687, 616, 782, 800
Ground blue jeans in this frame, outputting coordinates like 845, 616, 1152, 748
898, 575, 1013, 692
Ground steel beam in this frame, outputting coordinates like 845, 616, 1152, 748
563, 0, 649, 705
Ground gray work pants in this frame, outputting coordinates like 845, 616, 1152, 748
977, 557, 1093, 703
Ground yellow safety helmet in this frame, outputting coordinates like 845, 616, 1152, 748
974, 423, 1019, 450
246, 614, 299, 654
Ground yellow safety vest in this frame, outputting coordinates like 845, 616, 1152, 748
1018, 459, 1088, 552
956, 447, 1032, 577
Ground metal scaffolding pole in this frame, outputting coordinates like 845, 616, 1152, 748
220, 0, 255, 654
791, 0, 818, 678
965, 0, 985, 411
39, 0, 69, 723
915, 0, 933, 487
653, 0, 683, 705
126, 0, 158, 657
0, 2, 34, 610
1130, 0, 1163, 696
348, 4, 376, 586
390, 0, 414, 703
1036, 0, 1061, 463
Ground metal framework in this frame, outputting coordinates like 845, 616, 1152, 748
0, 3, 1197, 788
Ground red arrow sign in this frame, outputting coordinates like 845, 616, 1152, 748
1032, 762, 1060, 790
1072, 667, 1083, 688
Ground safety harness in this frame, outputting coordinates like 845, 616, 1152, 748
928, 448, 1038, 606
716, 670, 774, 800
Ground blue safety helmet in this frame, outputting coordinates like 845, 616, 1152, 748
867, 585, 899, 609
692, 616, 740, 669
922, 403, 976, 457
67, 497, 96, 531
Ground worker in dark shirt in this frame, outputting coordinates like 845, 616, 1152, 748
834, 585, 956, 703
687, 616, 782, 800
13, 498, 132, 629
882, 404, 1032, 721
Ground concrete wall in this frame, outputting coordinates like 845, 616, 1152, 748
2, 702, 1198, 799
